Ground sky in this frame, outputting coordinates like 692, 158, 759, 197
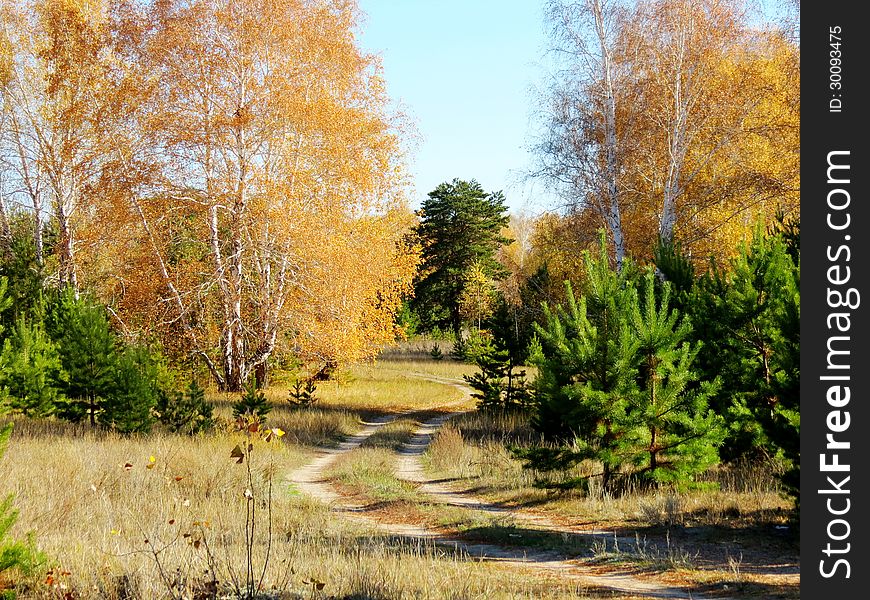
356, 1, 554, 213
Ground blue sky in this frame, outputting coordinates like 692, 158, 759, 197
356, 1, 553, 213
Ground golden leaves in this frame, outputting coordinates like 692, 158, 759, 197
0, 0, 422, 383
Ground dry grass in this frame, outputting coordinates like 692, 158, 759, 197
0, 354, 798, 598
268, 406, 361, 448
242, 361, 473, 417
360, 418, 420, 450
326, 447, 422, 504
0, 418, 601, 599
0, 358, 597, 599
421, 411, 798, 596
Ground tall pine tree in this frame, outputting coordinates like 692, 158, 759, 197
413, 179, 511, 335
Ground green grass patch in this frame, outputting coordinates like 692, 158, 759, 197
327, 448, 423, 503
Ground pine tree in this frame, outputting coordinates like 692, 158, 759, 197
413, 179, 511, 335
622, 274, 724, 486
157, 380, 214, 435
288, 379, 318, 407
523, 237, 724, 493
464, 299, 532, 412
0, 278, 11, 336
0, 319, 66, 417
527, 239, 637, 491
233, 378, 272, 422
99, 345, 160, 434
47, 290, 118, 425
653, 238, 695, 315
691, 223, 800, 497
0, 213, 49, 328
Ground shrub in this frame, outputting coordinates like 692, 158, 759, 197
156, 380, 214, 434
288, 379, 318, 407
46, 290, 117, 425
232, 379, 272, 421
0, 319, 66, 418
98, 345, 161, 434
523, 237, 724, 493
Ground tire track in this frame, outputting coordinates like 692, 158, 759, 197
288, 373, 705, 599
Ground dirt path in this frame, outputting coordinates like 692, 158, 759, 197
395, 376, 641, 544
287, 377, 706, 599
395, 410, 640, 548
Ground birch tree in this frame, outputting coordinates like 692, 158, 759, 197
116, 0, 416, 390
534, 0, 631, 269
534, 0, 798, 266
0, 0, 139, 289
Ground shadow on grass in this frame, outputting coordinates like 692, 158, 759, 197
450, 523, 593, 556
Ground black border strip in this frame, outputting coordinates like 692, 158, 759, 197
801, 3, 869, 596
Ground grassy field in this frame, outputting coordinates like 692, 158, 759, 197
0, 349, 798, 599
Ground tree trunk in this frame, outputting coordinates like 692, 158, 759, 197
591, 0, 625, 270
254, 362, 269, 389
56, 193, 78, 291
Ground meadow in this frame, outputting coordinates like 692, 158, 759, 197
0, 349, 798, 599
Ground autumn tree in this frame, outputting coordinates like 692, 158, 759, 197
620, 0, 799, 255
533, 0, 799, 267
0, 0, 141, 290
535, 0, 630, 268
413, 179, 510, 336
105, 0, 417, 390
458, 260, 497, 331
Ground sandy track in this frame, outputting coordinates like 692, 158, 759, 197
287, 376, 706, 599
